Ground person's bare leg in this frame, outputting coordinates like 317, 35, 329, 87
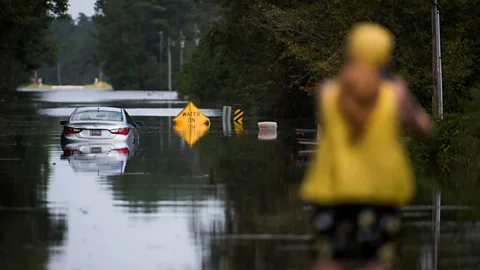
312, 259, 343, 270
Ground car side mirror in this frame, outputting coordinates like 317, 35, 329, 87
135, 121, 144, 127
60, 120, 68, 125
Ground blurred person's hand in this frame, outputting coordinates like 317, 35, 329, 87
393, 75, 432, 140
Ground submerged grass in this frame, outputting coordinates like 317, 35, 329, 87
23, 84, 52, 88
22, 82, 113, 89
84, 82, 113, 89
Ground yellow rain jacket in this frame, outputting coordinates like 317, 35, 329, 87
299, 80, 415, 207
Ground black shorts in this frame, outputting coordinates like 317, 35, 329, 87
311, 204, 402, 263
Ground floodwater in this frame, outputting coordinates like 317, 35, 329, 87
1, 88, 479, 270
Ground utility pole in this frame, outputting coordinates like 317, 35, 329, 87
431, 3, 443, 269
431, 0, 443, 120
432, 190, 441, 270
431, 3, 443, 270
194, 23, 199, 46
168, 36, 172, 91
57, 61, 61, 85
180, 30, 185, 69
194, 3, 200, 47
195, 23, 200, 46
98, 66, 101, 82
159, 31, 163, 89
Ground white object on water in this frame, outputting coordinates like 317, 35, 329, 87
258, 121, 277, 131
258, 130, 277, 140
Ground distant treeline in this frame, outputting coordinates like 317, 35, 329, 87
93, 0, 218, 90
37, 13, 98, 86
4, 0, 217, 90
38, 0, 217, 88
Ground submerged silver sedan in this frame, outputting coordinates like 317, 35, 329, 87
60, 107, 143, 145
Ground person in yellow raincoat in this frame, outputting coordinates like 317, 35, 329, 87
299, 22, 432, 270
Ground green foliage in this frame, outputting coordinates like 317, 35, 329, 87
0, 0, 68, 92
410, 90, 480, 189
436, 94, 480, 186
38, 14, 99, 85
177, 44, 243, 104
179, 0, 480, 117
94, 0, 217, 90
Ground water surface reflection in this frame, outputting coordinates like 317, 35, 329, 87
60, 141, 136, 175
0, 108, 67, 270
1, 89, 479, 270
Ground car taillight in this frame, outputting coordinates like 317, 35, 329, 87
110, 128, 129, 135
296, 132, 305, 137
64, 126, 82, 134
63, 149, 78, 156
113, 147, 129, 154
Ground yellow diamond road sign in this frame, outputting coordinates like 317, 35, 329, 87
173, 122, 209, 147
173, 102, 210, 127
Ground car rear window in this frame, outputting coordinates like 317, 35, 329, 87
71, 110, 123, 121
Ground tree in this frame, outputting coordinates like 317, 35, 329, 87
0, 0, 68, 93
38, 13, 99, 85
179, 0, 480, 117
93, 0, 217, 90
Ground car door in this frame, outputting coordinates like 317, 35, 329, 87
124, 110, 139, 145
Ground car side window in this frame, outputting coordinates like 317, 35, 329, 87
69, 109, 78, 122
124, 110, 134, 125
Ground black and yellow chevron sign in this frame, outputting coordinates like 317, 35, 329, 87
233, 109, 243, 124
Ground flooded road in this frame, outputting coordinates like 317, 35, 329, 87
1, 89, 479, 270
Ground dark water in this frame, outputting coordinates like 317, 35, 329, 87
0, 89, 479, 270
